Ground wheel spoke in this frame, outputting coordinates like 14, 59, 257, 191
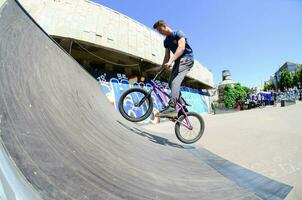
176, 113, 204, 143
119, 88, 153, 122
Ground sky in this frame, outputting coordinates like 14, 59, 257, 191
92, 0, 302, 87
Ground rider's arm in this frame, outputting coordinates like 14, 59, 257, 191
170, 37, 186, 63
162, 48, 170, 67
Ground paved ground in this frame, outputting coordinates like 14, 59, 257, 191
143, 101, 302, 200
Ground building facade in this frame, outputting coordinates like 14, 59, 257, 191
269, 62, 301, 89
7, 0, 215, 122
275, 62, 300, 83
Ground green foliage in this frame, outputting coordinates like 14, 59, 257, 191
264, 82, 275, 91
223, 83, 248, 108
234, 84, 247, 102
291, 66, 302, 87
280, 69, 293, 91
242, 86, 251, 95
295, 67, 302, 86
293, 70, 300, 87
224, 85, 236, 108
300, 67, 302, 84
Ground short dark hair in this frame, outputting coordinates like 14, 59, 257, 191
153, 20, 167, 29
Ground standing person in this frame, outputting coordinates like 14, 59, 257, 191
153, 20, 194, 117
257, 93, 262, 107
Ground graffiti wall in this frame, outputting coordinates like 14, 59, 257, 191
91, 69, 209, 123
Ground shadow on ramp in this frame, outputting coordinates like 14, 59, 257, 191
117, 121, 195, 149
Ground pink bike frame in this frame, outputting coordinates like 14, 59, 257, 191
149, 80, 193, 130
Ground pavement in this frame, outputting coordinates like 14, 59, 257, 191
143, 101, 302, 200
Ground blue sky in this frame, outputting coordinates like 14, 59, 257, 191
92, 0, 302, 87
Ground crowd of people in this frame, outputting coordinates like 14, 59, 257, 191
273, 87, 302, 101
238, 87, 302, 110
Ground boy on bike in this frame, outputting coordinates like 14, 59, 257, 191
153, 20, 194, 117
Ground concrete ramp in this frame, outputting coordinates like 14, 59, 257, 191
0, 0, 292, 199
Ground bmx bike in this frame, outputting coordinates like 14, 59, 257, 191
118, 68, 205, 144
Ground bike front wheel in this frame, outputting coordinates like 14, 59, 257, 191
118, 88, 153, 122
175, 112, 205, 144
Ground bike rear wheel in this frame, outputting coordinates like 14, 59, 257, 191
175, 112, 205, 144
118, 88, 153, 122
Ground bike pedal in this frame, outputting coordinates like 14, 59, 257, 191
168, 118, 177, 122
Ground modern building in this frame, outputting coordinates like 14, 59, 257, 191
275, 62, 300, 83
269, 61, 301, 89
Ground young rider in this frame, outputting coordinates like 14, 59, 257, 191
153, 20, 194, 117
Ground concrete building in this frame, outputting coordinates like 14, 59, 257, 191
15, 0, 213, 88
1, 0, 214, 118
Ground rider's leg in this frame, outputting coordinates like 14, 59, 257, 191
157, 57, 194, 117
169, 57, 194, 103
169, 68, 191, 104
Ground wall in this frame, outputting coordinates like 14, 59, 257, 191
92, 70, 209, 123
19, 0, 214, 88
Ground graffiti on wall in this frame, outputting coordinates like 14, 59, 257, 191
96, 72, 209, 123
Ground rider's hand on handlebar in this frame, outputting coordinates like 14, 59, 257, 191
162, 61, 172, 69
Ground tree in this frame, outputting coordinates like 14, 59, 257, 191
280, 69, 293, 91
293, 70, 300, 87
234, 83, 247, 102
223, 83, 248, 108
224, 85, 236, 108
296, 66, 302, 87
242, 86, 251, 96
300, 68, 302, 86
264, 82, 275, 91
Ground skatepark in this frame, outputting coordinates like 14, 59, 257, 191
0, 0, 300, 199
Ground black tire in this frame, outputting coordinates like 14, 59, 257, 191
118, 88, 153, 122
175, 112, 205, 144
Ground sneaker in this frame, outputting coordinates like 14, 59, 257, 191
155, 106, 178, 118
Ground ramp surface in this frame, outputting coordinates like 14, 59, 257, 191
0, 0, 292, 199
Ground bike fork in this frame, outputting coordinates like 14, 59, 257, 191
135, 90, 152, 107
177, 117, 193, 130
176, 107, 193, 130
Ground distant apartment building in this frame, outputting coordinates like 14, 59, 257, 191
275, 62, 300, 83
265, 61, 301, 89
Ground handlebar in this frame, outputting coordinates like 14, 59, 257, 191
152, 67, 166, 81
